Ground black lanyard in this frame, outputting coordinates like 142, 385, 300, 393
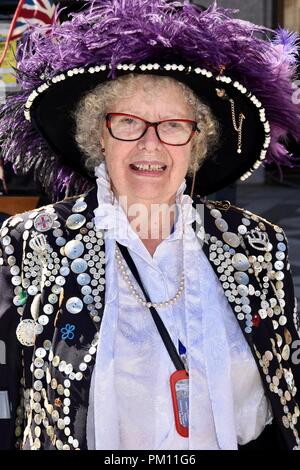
116, 242, 186, 372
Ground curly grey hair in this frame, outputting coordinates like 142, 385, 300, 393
74, 73, 219, 176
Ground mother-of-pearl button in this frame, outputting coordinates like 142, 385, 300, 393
28, 285, 38, 296
66, 297, 83, 314
234, 271, 249, 285
215, 218, 228, 232
16, 319, 36, 346
71, 258, 88, 273
64, 240, 84, 259
274, 260, 284, 271
77, 273, 91, 285
232, 253, 250, 271
81, 285, 92, 295
222, 232, 240, 248
56, 237, 66, 246
60, 266, 70, 276
237, 285, 249, 296
66, 214, 86, 230
210, 209, 221, 219
72, 200, 87, 213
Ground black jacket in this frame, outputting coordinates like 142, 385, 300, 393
0, 187, 299, 450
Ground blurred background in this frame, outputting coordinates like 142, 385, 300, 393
0, 0, 299, 302
197, 0, 300, 304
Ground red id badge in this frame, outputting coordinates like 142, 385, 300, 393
170, 369, 189, 438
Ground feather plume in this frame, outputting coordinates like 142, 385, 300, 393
0, 0, 299, 199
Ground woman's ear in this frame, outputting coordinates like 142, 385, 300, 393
100, 133, 106, 155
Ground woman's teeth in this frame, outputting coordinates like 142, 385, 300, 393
131, 163, 166, 171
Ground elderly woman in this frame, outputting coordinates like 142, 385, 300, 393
76, 73, 218, 250
0, 0, 300, 451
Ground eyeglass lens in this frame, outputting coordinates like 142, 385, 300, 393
108, 114, 195, 145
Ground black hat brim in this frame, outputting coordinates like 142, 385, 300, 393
31, 66, 266, 196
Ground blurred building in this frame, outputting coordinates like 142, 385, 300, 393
196, 0, 300, 195
280, 0, 300, 30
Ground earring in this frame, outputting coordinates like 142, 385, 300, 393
190, 165, 197, 199
101, 147, 105, 154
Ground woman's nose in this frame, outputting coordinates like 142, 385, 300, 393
137, 125, 162, 151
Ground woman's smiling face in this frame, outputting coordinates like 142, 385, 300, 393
100, 80, 196, 207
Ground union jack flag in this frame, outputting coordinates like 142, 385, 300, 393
10, 0, 56, 41
0, 0, 56, 66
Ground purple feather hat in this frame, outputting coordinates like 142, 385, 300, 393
0, 0, 299, 200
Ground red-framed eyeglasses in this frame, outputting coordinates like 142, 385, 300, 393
105, 113, 200, 146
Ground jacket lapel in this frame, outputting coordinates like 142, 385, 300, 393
197, 198, 298, 449
199, 200, 259, 340
37, 187, 104, 449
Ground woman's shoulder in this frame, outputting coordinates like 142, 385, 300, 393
1, 193, 88, 234
197, 198, 291, 266
0, 192, 94, 256
202, 198, 288, 241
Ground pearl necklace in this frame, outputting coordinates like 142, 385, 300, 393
115, 246, 185, 308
